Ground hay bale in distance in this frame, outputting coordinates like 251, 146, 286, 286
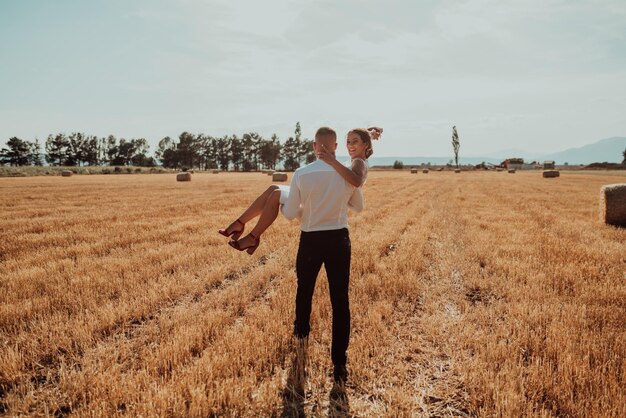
496, 167, 503, 172
508, 169, 516, 173
599, 183, 626, 227
212, 170, 220, 174
437, 167, 444, 172
272, 172, 288, 182
543, 170, 560, 178
454, 169, 461, 173
543, 160, 556, 170
422, 169, 429, 174
411, 169, 418, 174
177, 172, 192, 181
61, 170, 73, 177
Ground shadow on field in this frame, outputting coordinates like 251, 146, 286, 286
279, 366, 351, 418
280, 359, 306, 417
328, 383, 350, 418
279, 337, 350, 418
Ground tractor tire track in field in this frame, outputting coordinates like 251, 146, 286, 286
404, 183, 473, 417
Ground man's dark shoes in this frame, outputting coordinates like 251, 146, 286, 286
333, 365, 348, 385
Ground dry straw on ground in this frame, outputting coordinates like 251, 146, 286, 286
272, 172, 288, 182
1, 171, 625, 416
543, 170, 560, 178
599, 183, 626, 227
176, 172, 192, 182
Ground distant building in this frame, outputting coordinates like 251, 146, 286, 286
502, 158, 524, 170
543, 160, 555, 169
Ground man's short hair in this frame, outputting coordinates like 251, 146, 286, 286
315, 126, 337, 140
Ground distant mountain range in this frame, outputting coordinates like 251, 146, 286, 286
363, 136, 626, 166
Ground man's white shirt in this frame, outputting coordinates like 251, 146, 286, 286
281, 159, 364, 232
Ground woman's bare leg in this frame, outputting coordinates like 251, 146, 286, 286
238, 185, 279, 224
220, 185, 279, 239
234, 189, 281, 249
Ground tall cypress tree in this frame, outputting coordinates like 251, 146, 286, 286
452, 126, 460, 168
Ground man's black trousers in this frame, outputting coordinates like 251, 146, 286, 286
293, 228, 351, 367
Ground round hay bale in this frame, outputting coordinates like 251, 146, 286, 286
543, 170, 560, 178
496, 167, 503, 172
272, 172, 288, 182
508, 169, 516, 173
437, 167, 444, 172
454, 169, 461, 173
422, 169, 429, 174
212, 170, 220, 174
410, 169, 418, 174
61, 170, 73, 177
177, 172, 192, 182
599, 183, 626, 227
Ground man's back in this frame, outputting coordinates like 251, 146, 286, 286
281, 159, 363, 232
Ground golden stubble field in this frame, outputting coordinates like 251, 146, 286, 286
1, 170, 625, 417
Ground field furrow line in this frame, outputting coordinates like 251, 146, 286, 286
52, 254, 296, 416
0, 254, 270, 413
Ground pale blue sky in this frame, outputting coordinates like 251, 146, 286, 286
1, 0, 625, 157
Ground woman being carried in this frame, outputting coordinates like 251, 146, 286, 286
218, 127, 382, 254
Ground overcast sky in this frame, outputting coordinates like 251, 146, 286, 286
1, 0, 625, 157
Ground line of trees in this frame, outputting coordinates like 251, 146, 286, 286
0, 123, 315, 171
0, 134, 154, 167
155, 122, 314, 171
0, 137, 44, 166
44, 133, 154, 167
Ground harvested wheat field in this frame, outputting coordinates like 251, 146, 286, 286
1, 171, 625, 417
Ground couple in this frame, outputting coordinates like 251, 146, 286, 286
219, 125, 382, 391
